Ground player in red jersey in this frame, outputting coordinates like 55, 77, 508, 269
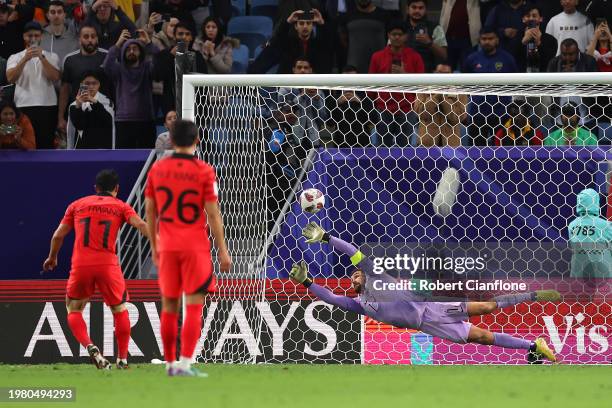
145, 119, 231, 377
43, 169, 148, 370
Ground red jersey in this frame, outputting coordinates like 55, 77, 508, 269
61, 194, 137, 267
144, 153, 218, 253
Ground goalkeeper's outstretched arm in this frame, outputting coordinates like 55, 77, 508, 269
289, 262, 365, 314
302, 222, 371, 268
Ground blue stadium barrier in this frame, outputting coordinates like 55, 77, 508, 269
228, 16, 273, 58
0, 150, 150, 279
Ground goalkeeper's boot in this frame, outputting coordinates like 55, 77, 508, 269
116, 359, 129, 370
535, 290, 561, 302
87, 344, 111, 370
534, 338, 557, 363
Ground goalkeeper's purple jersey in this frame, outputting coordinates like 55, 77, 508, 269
308, 237, 428, 330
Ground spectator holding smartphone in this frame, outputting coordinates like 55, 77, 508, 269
518, 5, 557, 73
104, 28, 158, 148
587, 18, 612, 72
67, 70, 114, 149
6, 21, 60, 149
85, 0, 137, 50
0, 100, 36, 150
148, 13, 179, 50
405, 0, 447, 72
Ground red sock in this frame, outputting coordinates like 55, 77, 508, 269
180, 304, 203, 359
67, 311, 92, 348
113, 310, 131, 360
161, 311, 178, 363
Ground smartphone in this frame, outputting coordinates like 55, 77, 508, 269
299, 10, 314, 20
162, 13, 171, 22
414, 23, 427, 35
0, 124, 17, 134
79, 84, 89, 96
527, 20, 538, 29
176, 41, 187, 53
392, 57, 401, 66
29, 39, 41, 48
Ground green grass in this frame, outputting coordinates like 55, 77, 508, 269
0, 364, 609, 408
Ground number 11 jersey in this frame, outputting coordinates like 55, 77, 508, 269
61, 193, 137, 267
144, 153, 218, 253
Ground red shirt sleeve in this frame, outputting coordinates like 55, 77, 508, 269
123, 202, 138, 223
203, 165, 218, 203
60, 202, 75, 226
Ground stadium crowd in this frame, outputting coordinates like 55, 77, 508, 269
0, 0, 611, 150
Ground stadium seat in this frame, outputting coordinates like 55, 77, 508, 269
232, 0, 246, 15
231, 44, 250, 74
253, 45, 279, 74
250, 0, 278, 19
227, 16, 273, 58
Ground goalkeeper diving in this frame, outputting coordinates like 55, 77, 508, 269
291, 222, 561, 363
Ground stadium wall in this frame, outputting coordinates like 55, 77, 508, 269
0, 150, 151, 280
1, 279, 609, 364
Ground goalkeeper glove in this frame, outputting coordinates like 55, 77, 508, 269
289, 261, 312, 287
302, 222, 330, 244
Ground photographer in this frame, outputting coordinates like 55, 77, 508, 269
518, 5, 557, 73
67, 70, 114, 149
0, 100, 36, 150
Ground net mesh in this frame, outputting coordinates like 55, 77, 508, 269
191, 80, 611, 365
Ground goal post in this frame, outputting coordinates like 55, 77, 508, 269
182, 73, 612, 365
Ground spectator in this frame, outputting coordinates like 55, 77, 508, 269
0, 56, 6, 86
41, 1, 79, 65
327, 65, 374, 147
149, 0, 199, 35
0, 100, 36, 150
148, 13, 179, 50
544, 102, 598, 145
586, 18, 612, 71
340, 0, 390, 73
193, 17, 237, 74
277, 9, 332, 74
517, 5, 558, 72
0, 2, 34, 60
277, 57, 329, 148
484, 0, 531, 54
115, 0, 142, 22
85, 0, 137, 50
6, 21, 61, 149
277, 0, 323, 26
440, 0, 480, 71
414, 62, 467, 146
152, 22, 206, 116
405, 0, 448, 72
369, 20, 425, 147
104, 29, 158, 148
493, 102, 544, 146
58, 25, 109, 133
547, 37, 597, 71
67, 70, 114, 149
155, 110, 177, 152
463, 28, 517, 145
546, 0, 593, 54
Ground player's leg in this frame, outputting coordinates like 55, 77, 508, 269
468, 289, 562, 317
172, 251, 216, 377
66, 267, 111, 369
467, 325, 556, 362
157, 251, 182, 374
96, 265, 131, 369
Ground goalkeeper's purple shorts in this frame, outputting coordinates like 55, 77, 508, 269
419, 302, 471, 343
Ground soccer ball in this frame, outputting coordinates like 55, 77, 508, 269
299, 188, 325, 214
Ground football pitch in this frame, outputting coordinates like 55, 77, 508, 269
0, 364, 609, 408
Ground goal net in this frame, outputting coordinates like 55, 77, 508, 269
184, 73, 612, 365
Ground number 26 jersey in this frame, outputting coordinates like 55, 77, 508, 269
145, 153, 218, 253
